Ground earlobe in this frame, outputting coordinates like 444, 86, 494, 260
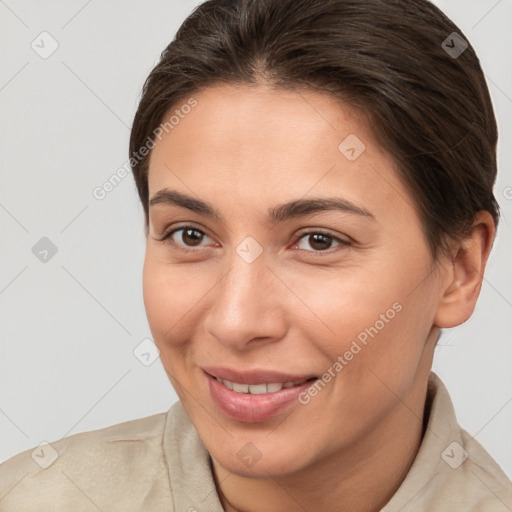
434, 211, 495, 328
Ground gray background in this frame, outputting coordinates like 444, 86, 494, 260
1, 0, 511, 479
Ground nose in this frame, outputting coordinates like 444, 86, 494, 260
203, 246, 288, 352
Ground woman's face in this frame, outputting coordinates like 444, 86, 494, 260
143, 84, 446, 477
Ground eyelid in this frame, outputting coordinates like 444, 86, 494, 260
156, 222, 208, 241
294, 227, 351, 244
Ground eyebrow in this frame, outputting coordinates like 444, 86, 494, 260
149, 188, 375, 223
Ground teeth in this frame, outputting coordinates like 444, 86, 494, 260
232, 382, 249, 393
215, 377, 308, 394
248, 383, 268, 394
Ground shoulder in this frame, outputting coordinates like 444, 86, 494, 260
0, 408, 175, 511
456, 427, 512, 509
427, 374, 512, 510
419, 430, 512, 511
383, 373, 512, 511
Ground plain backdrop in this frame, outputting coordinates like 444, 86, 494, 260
1, 0, 511, 479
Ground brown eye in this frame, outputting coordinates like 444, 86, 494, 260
159, 225, 213, 252
306, 233, 332, 251
177, 228, 205, 247
295, 231, 350, 253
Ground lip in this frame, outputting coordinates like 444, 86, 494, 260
202, 369, 318, 423
202, 366, 316, 385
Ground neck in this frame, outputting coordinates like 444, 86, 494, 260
212, 331, 438, 512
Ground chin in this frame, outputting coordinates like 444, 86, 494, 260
208, 434, 320, 479
217, 452, 307, 479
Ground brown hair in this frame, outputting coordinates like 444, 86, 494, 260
129, 0, 499, 258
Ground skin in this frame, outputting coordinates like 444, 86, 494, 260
142, 83, 495, 512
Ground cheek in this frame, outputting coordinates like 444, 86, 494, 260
281, 264, 407, 353
142, 259, 170, 338
142, 251, 221, 351
300, 256, 435, 388
324, 287, 436, 432
142, 253, 192, 346
142, 257, 198, 390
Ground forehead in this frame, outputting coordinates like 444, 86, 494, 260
149, 83, 376, 171
147, 84, 413, 221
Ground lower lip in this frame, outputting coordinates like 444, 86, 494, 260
204, 371, 317, 423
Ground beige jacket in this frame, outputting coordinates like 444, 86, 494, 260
0, 372, 511, 511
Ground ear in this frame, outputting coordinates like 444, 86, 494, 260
434, 211, 496, 328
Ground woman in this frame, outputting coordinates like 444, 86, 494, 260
1, 0, 510, 510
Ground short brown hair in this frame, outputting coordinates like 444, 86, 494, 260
129, 0, 499, 258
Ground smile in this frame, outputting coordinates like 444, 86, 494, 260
214, 377, 311, 394
203, 368, 319, 422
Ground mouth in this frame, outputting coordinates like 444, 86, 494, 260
210, 375, 316, 394
202, 367, 319, 423
202, 366, 317, 386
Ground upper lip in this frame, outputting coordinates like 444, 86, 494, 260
202, 366, 317, 385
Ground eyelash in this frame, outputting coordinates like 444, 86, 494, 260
156, 224, 351, 256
